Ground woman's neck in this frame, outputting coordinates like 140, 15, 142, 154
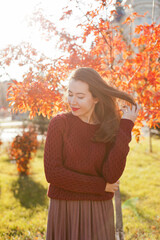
80, 111, 100, 124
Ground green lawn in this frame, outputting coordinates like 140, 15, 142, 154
0, 136, 160, 240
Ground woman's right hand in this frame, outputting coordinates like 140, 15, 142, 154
121, 103, 141, 123
105, 180, 120, 193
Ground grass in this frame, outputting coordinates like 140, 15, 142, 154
0, 145, 48, 240
120, 136, 160, 240
0, 136, 160, 239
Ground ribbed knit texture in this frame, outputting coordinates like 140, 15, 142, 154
44, 111, 134, 201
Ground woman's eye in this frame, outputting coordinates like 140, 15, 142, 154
68, 95, 84, 99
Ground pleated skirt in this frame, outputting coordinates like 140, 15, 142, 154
46, 198, 115, 240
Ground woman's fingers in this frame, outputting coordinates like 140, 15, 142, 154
113, 180, 120, 191
121, 103, 141, 123
105, 180, 120, 193
122, 103, 141, 112
115, 182, 119, 190
136, 104, 142, 112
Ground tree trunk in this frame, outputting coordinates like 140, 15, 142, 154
149, 127, 152, 153
114, 186, 124, 240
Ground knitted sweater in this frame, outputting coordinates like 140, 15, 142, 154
44, 111, 134, 201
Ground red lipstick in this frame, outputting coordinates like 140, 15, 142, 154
71, 107, 80, 111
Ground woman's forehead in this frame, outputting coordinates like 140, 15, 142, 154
68, 79, 89, 93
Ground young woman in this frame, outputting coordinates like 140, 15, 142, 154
44, 67, 141, 240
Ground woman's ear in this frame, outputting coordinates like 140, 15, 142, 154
94, 98, 99, 104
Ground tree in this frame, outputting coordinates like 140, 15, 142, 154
0, 0, 158, 144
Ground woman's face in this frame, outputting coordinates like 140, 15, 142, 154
67, 79, 98, 123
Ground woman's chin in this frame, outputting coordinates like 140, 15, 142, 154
72, 111, 79, 115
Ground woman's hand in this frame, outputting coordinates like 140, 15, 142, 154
121, 103, 141, 123
105, 180, 120, 193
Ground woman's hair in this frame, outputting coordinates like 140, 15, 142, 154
65, 67, 136, 144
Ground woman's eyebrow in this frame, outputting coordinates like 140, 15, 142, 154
68, 90, 85, 95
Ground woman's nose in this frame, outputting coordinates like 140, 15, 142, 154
71, 96, 77, 105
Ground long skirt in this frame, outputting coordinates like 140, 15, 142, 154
46, 198, 115, 240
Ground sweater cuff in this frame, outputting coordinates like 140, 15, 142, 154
120, 118, 134, 132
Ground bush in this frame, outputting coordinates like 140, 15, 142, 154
9, 126, 39, 175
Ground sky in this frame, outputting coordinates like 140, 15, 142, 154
0, 0, 116, 82
0, 0, 68, 48
0, 0, 85, 81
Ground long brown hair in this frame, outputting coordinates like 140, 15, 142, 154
67, 67, 136, 144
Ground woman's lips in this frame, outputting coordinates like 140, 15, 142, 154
71, 107, 80, 111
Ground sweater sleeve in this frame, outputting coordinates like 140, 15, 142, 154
102, 118, 134, 183
44, 115, 106, 195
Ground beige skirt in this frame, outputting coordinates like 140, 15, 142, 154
46, 198, 115, 240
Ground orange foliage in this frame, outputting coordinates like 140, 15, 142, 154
9, 127, 39, 175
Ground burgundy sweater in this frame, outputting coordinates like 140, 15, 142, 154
44, 111, 134, 201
